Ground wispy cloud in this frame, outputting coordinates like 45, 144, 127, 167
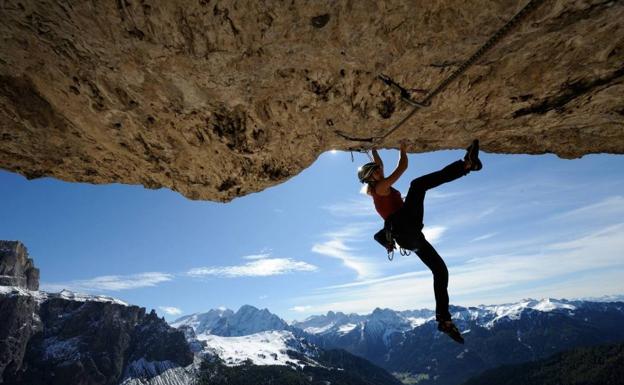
470, 232, 498, 242
242, 253, 271, 260
159, 306, 183, 316
42, 272, 173, 292
295, 222, 624, 314
187, 258, 317, 278
311, 223, 380, 280
550, 195, 624, 222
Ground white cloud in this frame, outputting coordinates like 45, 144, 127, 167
42, 272, 173, 292
290, 305, 312, 312
159, 306, 183, 316
422, 226, 446, 243
242, 253, 271, 260
187, 258, 317, 278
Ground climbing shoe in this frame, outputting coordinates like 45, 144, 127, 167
438, 320, 465, 344
464, 139, 482, 171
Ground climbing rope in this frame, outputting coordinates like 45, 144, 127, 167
335, 0, 546, 144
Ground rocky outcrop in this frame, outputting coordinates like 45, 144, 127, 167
6, 301, 193, 385
0, 294, 41, 382
0, 1, 622, 201
0, 241, 39, 290
0, 241, 42, 380
0, 241, 193, 385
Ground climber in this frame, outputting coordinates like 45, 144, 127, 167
358, 140, 482, 344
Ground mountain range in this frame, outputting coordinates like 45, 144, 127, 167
172, 298, 624, 385
0, 241, 401, 385
3, 240, 624, 385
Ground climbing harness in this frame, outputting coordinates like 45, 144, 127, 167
378, 220, 411, 261
335, 0, 546, 144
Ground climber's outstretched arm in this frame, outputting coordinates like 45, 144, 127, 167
371, 148, 384, 172
374, 143, 408, 195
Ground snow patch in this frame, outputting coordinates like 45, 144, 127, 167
0, 286, 127, 306
406, 316, 435, 328
120, 363, 198, 385
337, 323, 357, 335
304, 322, 335, 335
123, 358, 178, 379
196, 330, 318, 368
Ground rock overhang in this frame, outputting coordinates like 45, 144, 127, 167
0, 0, 622, 202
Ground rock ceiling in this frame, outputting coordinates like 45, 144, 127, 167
1, 0, 622, 201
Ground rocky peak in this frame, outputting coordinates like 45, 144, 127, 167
0, 240, 193, 384
0, 240, 39, 290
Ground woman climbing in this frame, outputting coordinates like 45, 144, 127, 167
358, 140, 482, 344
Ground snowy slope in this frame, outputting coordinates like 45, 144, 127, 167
119, 361, 198, 385
196, 330, 319, 367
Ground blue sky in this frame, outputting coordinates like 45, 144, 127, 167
1, 150, 623, 322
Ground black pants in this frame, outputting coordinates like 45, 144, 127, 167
390, 160, 468, 322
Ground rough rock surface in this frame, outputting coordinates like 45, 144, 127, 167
0, 0, 623, 201
0, 241, 39, 290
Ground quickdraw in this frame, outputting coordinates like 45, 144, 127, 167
387, 247, 411, 261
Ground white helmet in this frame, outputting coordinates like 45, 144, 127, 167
357, 162, 378, 183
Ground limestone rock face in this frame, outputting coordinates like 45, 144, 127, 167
0, 241, 40, 290
0, 0, 622, 201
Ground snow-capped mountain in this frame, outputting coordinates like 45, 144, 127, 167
170, 307, 234, 333
291, 298, 624, 385
172, 305, 317, 368
172, 304, 289, 336
296, 310, 367, 335
450, 298, 578, 328
294, 298, 580, 338
170, 308, 402, 385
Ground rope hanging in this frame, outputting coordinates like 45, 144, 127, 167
335, 0, 546, 144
